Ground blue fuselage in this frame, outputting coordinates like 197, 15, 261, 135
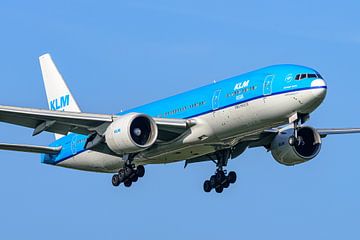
42, 64, 327, 165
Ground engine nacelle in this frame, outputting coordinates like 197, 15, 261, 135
270, 126, 322, 166
105, 113, 158, 154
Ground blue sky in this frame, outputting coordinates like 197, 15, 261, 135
0, 1, 359, 239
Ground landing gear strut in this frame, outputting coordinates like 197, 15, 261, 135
111, 154, 145, 188
203, 149, 237, 193
288, 113, 308, 147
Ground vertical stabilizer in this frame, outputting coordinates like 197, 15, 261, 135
39, 53, 81, 139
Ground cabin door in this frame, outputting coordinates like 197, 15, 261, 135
263, 75, 274, 96
212, 89, 221, 110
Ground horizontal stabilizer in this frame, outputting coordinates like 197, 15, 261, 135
0, 143, 62, 154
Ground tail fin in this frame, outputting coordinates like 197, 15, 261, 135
39, 53, 81, 140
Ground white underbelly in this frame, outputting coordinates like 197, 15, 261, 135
57, 150, 125, 173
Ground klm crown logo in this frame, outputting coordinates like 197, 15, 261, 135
50, 94, 70, 110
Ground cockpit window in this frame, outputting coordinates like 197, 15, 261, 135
300, 74, 307, 79
295, 73, 323, 80
308, 73, 317, 78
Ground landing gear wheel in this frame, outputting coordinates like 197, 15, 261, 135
124, 166, 133, 179
288, 135, 296, 146
223, 179, 230, 188
215, 185, 223, 193
289, 135, 304, 147
215, 171, 225, 184
203, 180, 212, 193
136, 165, 145, 178
112, 174, 120, 187
124, 179, 132, 187
131, 174, 139, 183
118, 171, 125, 183
210, 175, 216, 188
228, 171, 237, 184
203, 149, 234, 193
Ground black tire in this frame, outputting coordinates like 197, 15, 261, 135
124, 167, 133, 178
215, 185, 223, 193
118, 171, 125, 182
223, 179, 230, 188
288, 136, 296, 146
136, 165, 145, 178
215, 171, 225, 184
131, 174, 139, 183
124, 179, 132, 187
210, 175, 216, 188
203, 180, 212, 192
228, 171, 237, 184
112, 174, 120, 187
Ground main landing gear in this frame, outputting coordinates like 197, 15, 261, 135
111, 164, 145, 188
111, 154, 145, 188
203, 149, 237, 193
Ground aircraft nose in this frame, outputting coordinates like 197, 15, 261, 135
311, 78, 327, 100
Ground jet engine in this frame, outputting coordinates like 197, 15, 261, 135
105, 113, 158, 154
270, 126, 322, 166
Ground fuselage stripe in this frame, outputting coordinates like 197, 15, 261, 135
185, 86, 326, 119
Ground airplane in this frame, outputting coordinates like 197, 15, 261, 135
0, 53, 359, 194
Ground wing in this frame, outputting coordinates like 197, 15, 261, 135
184, 127, 360, 166
0, 105, 113, 136
316, 128, 360, 137
245, 127, 360, 147
0, 143, 62, 154
0, 105, 194, 141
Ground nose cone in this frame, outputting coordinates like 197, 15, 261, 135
311, 78, 327, 101
311, 79, 326, 88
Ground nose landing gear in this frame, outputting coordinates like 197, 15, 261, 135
288, 113, 309, 146
203, 149, 237, 193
